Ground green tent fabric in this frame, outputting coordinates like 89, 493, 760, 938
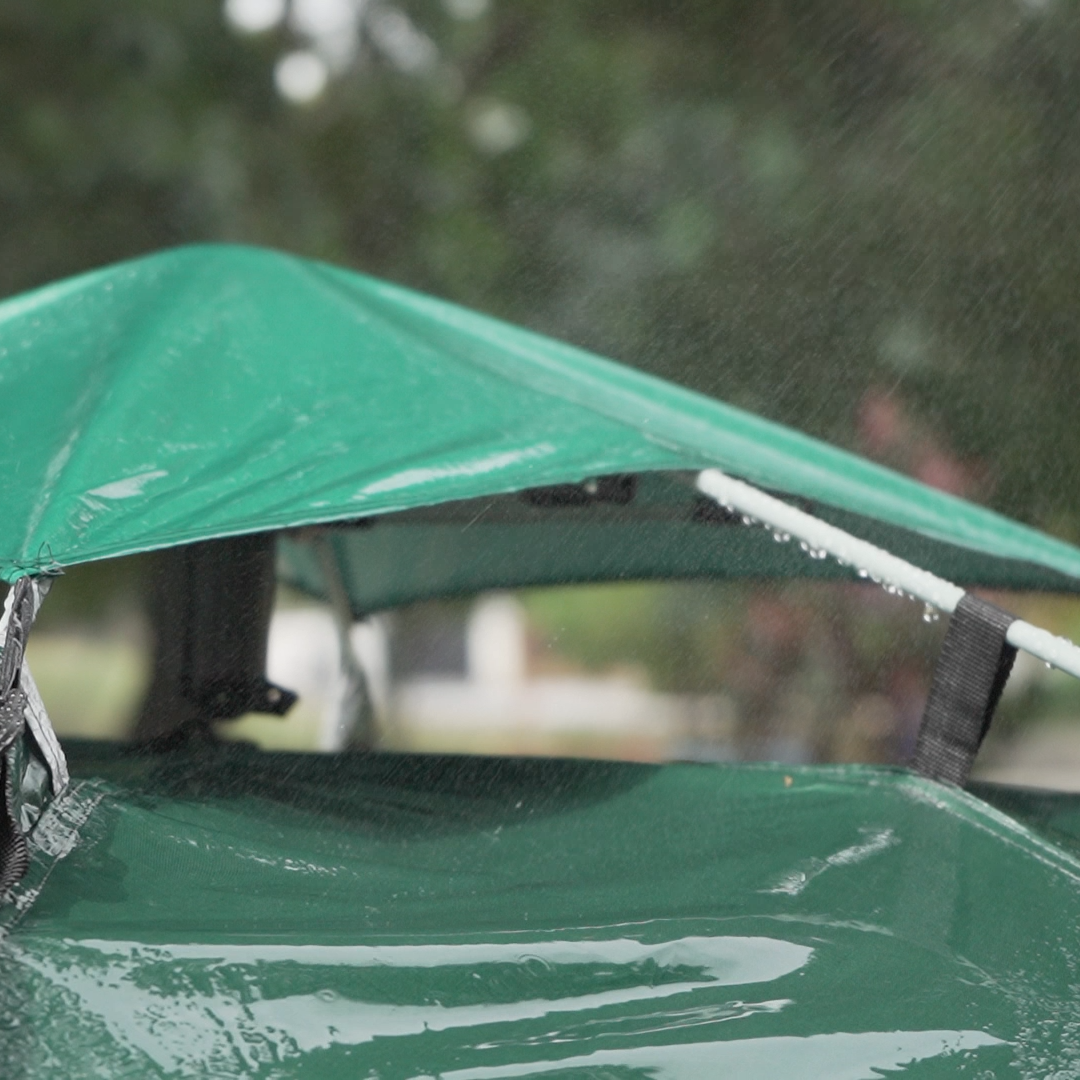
2, 243, 1079, 592
279, 474, 1080, 615
5, 742, 1080, 1076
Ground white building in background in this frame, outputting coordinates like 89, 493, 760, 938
395, 594, 735, 758
466, 594, 528, 686
265, 593, 734, 758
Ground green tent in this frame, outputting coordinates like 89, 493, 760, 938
5, 745, 1080, 1078
2, 243, 1080, 603
5, 246, 1080, 1077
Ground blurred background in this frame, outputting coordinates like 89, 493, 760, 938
10, 0, 1080, 785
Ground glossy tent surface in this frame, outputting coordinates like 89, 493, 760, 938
4, 744, 1080, 1077
280, 473, 1080, 615
2, 244, 1080, 590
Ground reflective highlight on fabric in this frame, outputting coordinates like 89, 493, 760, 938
3, 746, 1080, 1075
0, 244, 1079, 591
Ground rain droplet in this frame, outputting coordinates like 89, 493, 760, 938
857, 568, 870, 579
1046, 661, 1053, 670
922, 604, 940, 623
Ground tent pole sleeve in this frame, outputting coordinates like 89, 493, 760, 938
695, 468, 1080, 680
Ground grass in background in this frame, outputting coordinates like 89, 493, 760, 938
27, 635, 148, 741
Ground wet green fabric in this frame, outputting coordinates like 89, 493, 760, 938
4, 743, 1080, 1076
970, 780, 1080, 858
2, 244, 1080, 591
280, 476, 1080, 615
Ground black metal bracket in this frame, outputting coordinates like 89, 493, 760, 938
522, 473, 637, 508
194, 677, 298, 721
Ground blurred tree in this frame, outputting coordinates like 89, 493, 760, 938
522, 576, 945, 763
2, 0, 1079, 533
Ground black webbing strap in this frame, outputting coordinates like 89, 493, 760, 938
912, 593, 1017, 786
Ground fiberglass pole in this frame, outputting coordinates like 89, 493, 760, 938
696, 468, 1080, 681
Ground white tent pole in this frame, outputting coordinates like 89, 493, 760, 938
696, 468, 1080, 680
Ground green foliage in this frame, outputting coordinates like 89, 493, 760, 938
2, 0, 1079, 532
523, 581, 744, 693
523, 579, 942, 693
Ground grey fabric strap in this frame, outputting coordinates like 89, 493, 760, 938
912, 593, 1017, 786
0, 577, 69, 898
0, 578, 66, 795
0, 579, 37, 895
